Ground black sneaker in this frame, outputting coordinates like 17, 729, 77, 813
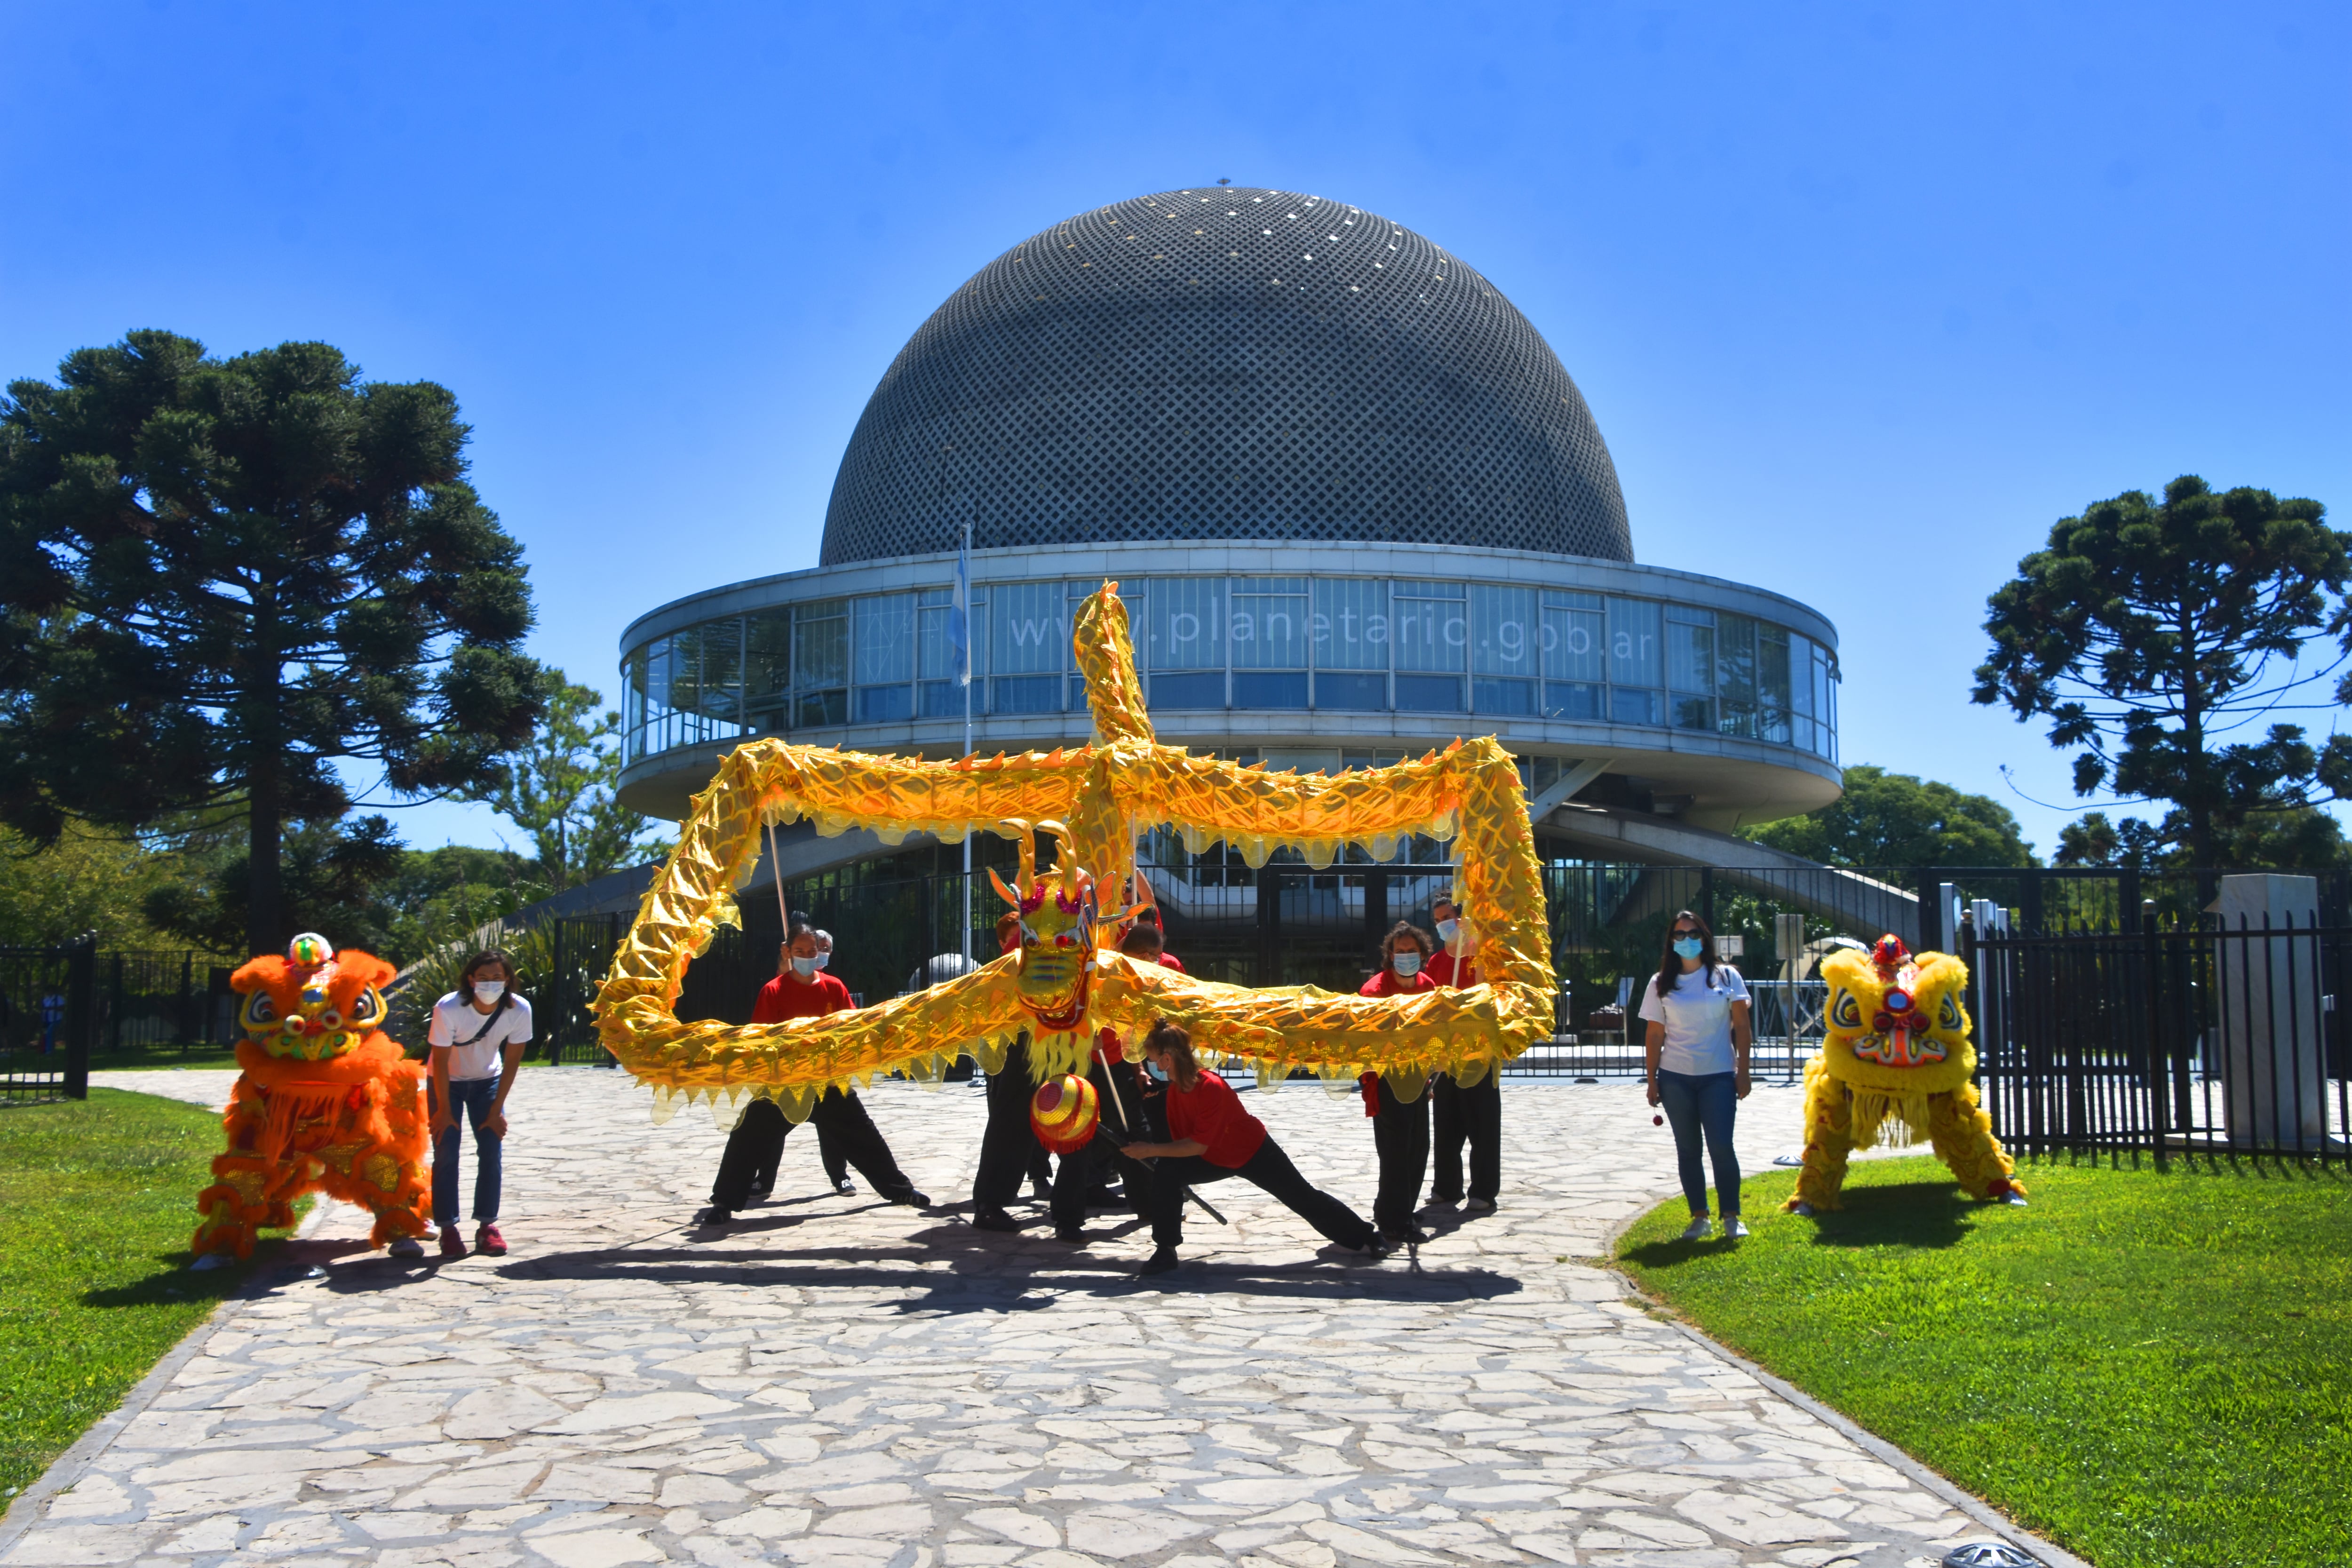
1382, 1226, 1431, 1246
1028, 1178, 1053, 1203
972, 1207, 1020, 1233
1136, 1247, 1180, 1277
747, 1184, 772, 1203
895, 1190, 932, 1208
693, 1206, 732, 1227
1053, 1226, 1088, 1244
1360, 1236, 1396, 1259
833, 1177, 856, 1196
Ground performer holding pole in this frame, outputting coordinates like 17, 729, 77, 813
696, 921, 930, 1226
971, 912, 1048, 1231
1425, 896, 1502, 1215
1050, 921, 1180, 1243
1119, 1023, 1387, 1277
1359, 921, 1436, 1246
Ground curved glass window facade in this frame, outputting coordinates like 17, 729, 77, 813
623, 573, 1838, 766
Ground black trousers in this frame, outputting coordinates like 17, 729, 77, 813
1048, 1058, 1150, 1232
711, 1091, 918, 1211
974, 1036, 1049, 1210
1370, 1076, 1431, 1234
1430, 1072, 1502, 1203
748, 1118, 849, 1194
1143, 1137, 1377, 1252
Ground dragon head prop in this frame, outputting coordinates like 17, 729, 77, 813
987, 819, 1146, 1036
231, 933, 397, 1063
1819, 937, 1975, 1095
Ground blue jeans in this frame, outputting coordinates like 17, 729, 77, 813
1655, 1069, 1741, 1218
432, 1076, 503, 1227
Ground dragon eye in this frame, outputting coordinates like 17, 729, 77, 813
1939, 991, 1963, 1031
350, 987, 387, 1029
1830, 989, 1862, 1029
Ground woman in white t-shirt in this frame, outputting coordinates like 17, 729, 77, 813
1636, 911, 1752, 1241
427, 950, 533, 1260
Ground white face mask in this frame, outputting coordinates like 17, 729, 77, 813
471, 979, 505, 1003
814, 951, 831, 970
790, 955, 819, 978
1434, 918, 1459, 943
1392, 952, 1422, 979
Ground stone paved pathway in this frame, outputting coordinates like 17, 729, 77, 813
5, 1068, 2021, 1568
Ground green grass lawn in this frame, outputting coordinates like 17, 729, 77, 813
1616, 1154, 2352, 1568
0, 1089, 299, 1504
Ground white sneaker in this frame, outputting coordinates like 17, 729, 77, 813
387, 1235, 425, 1259
1680, 1217, 1712, 1241
1724, 1217, 1750, 1239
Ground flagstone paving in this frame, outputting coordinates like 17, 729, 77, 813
6, 1067, 2029, 1568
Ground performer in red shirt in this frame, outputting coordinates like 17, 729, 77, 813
1051, 921, 1179, 1243
694, 923, 930, 1226
1358, 921, 1436, 1244
1118, 1022, 1386, 1276
1424, 897, 1501, 1214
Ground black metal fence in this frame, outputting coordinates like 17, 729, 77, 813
0, 938, 95, 1102
1968, 906, 2351, 1164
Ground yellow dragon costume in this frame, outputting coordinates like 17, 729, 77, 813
1787, 934, 2026, 1214
192, 934, 432, 1259
594, 583, 1556, 1114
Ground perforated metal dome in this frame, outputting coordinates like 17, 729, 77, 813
818, 188, 1634, 566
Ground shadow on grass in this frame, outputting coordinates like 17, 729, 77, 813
1620, 1178, 1984, 1269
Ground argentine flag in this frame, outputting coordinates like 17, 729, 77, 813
949, 528, 971, 686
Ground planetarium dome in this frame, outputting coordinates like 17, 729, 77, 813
818, 187, 1634, 566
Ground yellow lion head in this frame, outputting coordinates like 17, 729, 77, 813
1819, 938, 1975, 1096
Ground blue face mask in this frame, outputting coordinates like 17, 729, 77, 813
1672, 937, 1704, 961
1392, 952, 1422, 979
791, 955, 819, 978
1144, 1058, 1170, 1082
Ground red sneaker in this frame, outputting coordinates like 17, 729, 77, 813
475, 1223, 508, 1256
438, 1227, 468, 1260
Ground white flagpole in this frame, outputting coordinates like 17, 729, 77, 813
957, 517, 973, 967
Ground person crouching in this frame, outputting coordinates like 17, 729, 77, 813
1117, 1022, 1389, 1278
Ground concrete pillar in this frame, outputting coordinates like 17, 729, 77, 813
2214, 874, 2327, 1150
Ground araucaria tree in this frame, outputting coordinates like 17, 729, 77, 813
0, 331, 546, 954
469, 672, 669, 891
1974, 475, 2350, 867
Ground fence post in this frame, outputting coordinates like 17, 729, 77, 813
1256, 865, 1281, 988
63, 934, 95, 1099
1698, 868, 1715, 930
1916, 868, 1944, 954
2143, 900, 2168, 1170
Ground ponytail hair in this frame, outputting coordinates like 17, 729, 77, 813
1143, 1020, 1202, 1091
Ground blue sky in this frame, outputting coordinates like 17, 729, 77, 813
3, 1, 2345, 859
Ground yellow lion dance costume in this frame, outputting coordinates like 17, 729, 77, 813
1786, 934, 2026, 1214
191, 933, 432, 1259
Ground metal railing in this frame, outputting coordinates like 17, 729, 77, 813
0, 939, 95, 1102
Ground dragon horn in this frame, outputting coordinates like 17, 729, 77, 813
988, 867, 1024, 909
1036, 819, 1074, 890
998, 818, 1036, 893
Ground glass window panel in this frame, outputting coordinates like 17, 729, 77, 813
1611, 686, 1662, 726
1395, 673, 1463, 712
1606, 598, 1661, 690
1470, 584, 1537, 677
992, 674, 1061, 714
1672, 693, 1715, 731
1150, 670, 1224, 708
1315, 670, 1387, 710
1313, 578, 1389, 671
854, 595, 914, 687
992, 581, 1065, 676
1788, 634, 1816, 719
1472, 677, 1536, 716
1393, 584, 1467, 674
1148, 578, 1224, 672
1544, 681, 1602, 720
795, 689, 846, 728
917, 589, 974, 683
1231, 577, 1309, 669
918, 680, 965, 720
1542, 602, 1604, 683
745, 610, 791, 732
855, 685, 913, 724
1716, 614, 1756, 710
1233, 670, 1308, 708
1758, 626, 1792, 744
1666, 608, 1715, 696
792, 599, 847, 692
1542, 588, 1604, 611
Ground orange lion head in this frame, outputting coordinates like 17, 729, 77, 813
230, 933, 397, 1062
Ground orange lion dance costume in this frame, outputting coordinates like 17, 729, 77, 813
191, 933, 431, 1259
